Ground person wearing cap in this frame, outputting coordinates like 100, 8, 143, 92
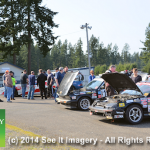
89, 70, 95, 83
10, 71, 17, 100
54, 67, 64, 102
5, 71, 13, 102
27, 71, 35, 100
20, 69, 28, 98
3, 70, 9, 98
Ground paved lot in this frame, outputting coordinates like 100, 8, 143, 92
0, 96, 150, 150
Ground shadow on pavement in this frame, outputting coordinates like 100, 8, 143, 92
13, 102, 51, 105
65, 108, 89, 112
99, 117, 150, 128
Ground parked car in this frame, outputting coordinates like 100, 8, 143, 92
0, 81, 48, 96
89, 73, 150, 124
56, 71, 106, 110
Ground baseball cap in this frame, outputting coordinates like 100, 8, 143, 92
55, 67, 59, 70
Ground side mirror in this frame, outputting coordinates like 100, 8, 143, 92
100, 85, 105, 89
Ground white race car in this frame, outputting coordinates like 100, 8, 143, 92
0, 81, 48, 96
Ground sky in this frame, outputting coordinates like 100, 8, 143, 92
42, 0, 150, 54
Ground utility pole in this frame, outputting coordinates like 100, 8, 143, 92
80, 23, 92, 74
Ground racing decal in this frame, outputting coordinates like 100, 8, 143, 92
140, 98, 147, 108
86, 91, 92, 94
148, 99, 150, 112
114, 115, 123, 118
148, 106, 150, 112
98, 91, 101, 95
126, 100, 133, 103
119, 103, 125, 107
144, 93, 149, 96
116, 111, 123, 114
98, 95, 101, 98
134, 98, 141, 102
92, 93, 97, 98
72, 96, 76, 99
80, 92, 85, 95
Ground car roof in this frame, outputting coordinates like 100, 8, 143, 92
93, 77, 104, 81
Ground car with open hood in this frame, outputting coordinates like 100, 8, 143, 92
56, 71, 107, 110
89, 73, 150, 124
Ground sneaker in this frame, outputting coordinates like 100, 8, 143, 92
7, 101, 12, 103
31, 98, 35, 100
12, 98, 15, 100
23, 97, 26, 99
0, 99, 3, 102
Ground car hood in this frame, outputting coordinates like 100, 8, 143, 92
57, 71, 79, 96
101, 73, 142, 94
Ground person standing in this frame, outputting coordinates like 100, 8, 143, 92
54, 67, 64, 102
131, 68, 142, 83
27, 71, 35, 100
3, 70, 9, 98
47, 69, 54, 98
62, 66, 68, 76
105, 65, 116, 96
37, 69, 47, 99
89, 70, 95, 83
5, 72, 13, 103
20, 70, 28, 98
10, 71, 17, 100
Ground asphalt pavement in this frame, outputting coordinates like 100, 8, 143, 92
0, 96, 150, 150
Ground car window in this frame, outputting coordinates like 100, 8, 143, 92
85, 80, 103, 90
138, 84, 150, 95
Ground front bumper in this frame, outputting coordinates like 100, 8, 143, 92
56, 97, 78, 108
89, 106, 124, 120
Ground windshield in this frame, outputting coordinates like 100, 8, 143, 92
84, 79, 103, 90
121, 90, 142, 96
121, 84, 150, 96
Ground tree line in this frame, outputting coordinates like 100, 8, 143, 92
2, 34, 145, 75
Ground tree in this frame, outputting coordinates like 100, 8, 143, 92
18, 0, 58, 73
0, 0, 23, 64
121, 43, 131, 63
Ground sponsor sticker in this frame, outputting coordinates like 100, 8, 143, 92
98, 95, 101, 98
141, 98, 147, 108
80, 92, 85, 95
0, 109, 5, 147
126, 100, 133, 103
144, 93, 149, 96
114, 115, 123, 119
119, 103, 125, 107
148, 106, 150, 112
72, 96, 76, 99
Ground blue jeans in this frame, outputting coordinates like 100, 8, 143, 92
6, 87, 12, 102
11, 86, 16, 99
21, 84, 26, 97
27, 85, 35, 99
4, 85, 7, 98
54, 87, 58, 102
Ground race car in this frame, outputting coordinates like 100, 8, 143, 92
89, 73, 150, 124
0, 81, 48, 96
56, 71, 107, 110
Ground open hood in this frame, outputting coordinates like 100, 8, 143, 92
101, 73, 142, 94
57, 71, 79, 96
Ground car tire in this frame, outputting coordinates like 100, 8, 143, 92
125, 105, 143, 124
78, 97, 91, 111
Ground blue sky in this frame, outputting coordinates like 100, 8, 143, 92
42, 0, 150, 54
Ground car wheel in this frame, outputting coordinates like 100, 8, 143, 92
125, 105, 143, 124
78, 97, 91, 110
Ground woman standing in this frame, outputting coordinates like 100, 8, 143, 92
131, 68, 142, 83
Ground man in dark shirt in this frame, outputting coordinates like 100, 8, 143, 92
54, 67, 64, 102
20, 70, 28, 98
47, 69, 54, 98
37, 69, 47, 99
131, 68, 142, 83
62, 66, 68, 76
27, 71, 35, 100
